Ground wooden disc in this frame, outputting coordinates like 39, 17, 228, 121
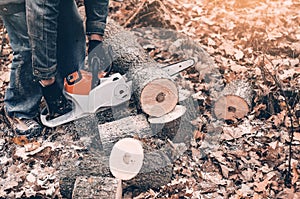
109, 138, 144, 180
140, 78, 178, 117
213, 95, 250, 120
148, 105, 186, 124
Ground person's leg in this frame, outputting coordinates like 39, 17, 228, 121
2, 12, 42, 119
2, 12, 42, 136
25, 0, 60, 80
26, 0, 85, 118
26, 0, 85, 86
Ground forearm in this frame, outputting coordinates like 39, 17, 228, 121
84, 0, 109, 36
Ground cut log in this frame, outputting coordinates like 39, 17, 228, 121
59, 149, 172, 198
109, 138, 144, 181
148, 105, 186, 140
147, 89, 197, 146
72, 176, 122, 199
59, 155, 112, 199
103, 19, 179, 117
132, 66, 178, 117
123, 149, 173, 190
104, 19, 156, 74
98, 114, 154, 154
213, 80, 253, 120
178, 88, 198, 121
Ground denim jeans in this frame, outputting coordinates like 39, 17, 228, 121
26, 0, 86, 81
2, 0, 85, 119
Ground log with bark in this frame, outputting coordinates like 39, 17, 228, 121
143, 88, 198, 145
104, 19, 179, 117
59, 148, 173, 198
72, 176, 122, 199
98, 114, 154, 154
213, 80, 253, 121
59, 13, 208, 196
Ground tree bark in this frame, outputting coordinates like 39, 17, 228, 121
123, 149, 173, 191
72, 176, 122, 199
148, 105, 185, 140
98, 114, 154, 154
59, 149, 173, 198
102, 19, 179, 117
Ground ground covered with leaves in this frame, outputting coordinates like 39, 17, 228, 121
1, 0, 300, 198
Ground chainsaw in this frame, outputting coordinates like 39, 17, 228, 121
40, 55, 195, 127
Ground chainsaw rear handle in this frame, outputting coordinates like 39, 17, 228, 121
65, 70, 83, 85
91, 56, 101, 90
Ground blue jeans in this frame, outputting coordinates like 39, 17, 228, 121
2, 0, 85, 119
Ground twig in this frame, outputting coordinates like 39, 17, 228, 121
0, 25, 5, 56
123, 0, 147, 27
259, 55, 296, 187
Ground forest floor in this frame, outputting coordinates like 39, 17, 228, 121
0, 0, 300, 198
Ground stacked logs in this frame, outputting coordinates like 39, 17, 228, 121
59, 18, 199, 198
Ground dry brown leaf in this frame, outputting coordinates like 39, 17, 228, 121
191, 147, 201, 159
241, 168, 255, 182
234, 50, 244, 61
24, 141, 41, 152
230, 62, 247, 73
194, 130, 204, 140
236, 184, 253, 197
12, 136, 29, 146
254, 178, 269, 192
294, 133, 300, 141
292, 162, 299, 185
268, 110, 286, 127
219, 164, 234, 178
0, 71, 10, 82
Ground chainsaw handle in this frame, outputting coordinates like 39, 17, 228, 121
91, 56, 100, 90
104, 45, 114, 77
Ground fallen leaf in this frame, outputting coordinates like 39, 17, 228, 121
254, 178, 269, 192
194, 130, 204, 140
12, 136, 29, 146
294, 133, 300, 141
24, 141, 41, 152
26, 173, 36, 184
292, 162, 299, 185
234, 50, 244, 60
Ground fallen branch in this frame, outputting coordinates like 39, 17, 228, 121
259, 55, 297, 187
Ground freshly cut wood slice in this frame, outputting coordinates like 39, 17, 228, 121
213, 80, 253, 120
148, 105, 186, 124
140, 78, 178, 117
148, 105, 186, 140
109, 138, 144, 181
133, 67, 178, 117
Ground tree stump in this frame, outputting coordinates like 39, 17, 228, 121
213, 80, 253, 120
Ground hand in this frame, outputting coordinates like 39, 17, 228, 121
40, 80, 72, 118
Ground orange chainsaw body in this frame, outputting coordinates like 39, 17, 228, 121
64, 70, 106, 95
